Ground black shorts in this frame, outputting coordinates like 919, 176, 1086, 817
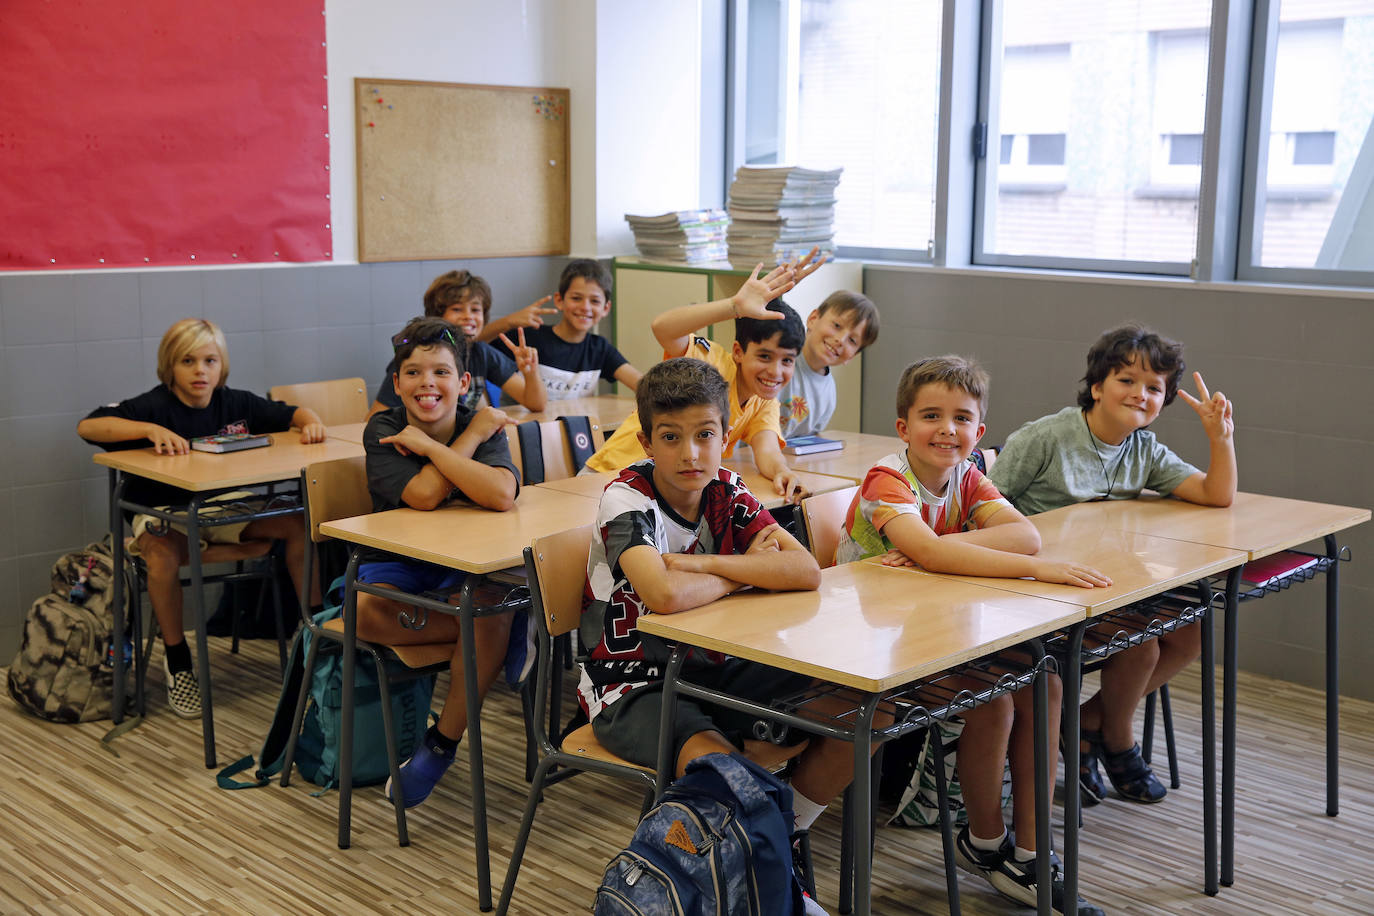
592, 658, 812, 769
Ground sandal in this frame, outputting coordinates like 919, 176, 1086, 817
1100, 741, 1167, 804
1077, 729, 1107, 807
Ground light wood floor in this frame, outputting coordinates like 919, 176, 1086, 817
2, 639, 1372, 915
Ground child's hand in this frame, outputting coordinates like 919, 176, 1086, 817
146, 424, 190, 455
731, 263, 797, 320
746, 523, 786, 554
1177, 371, 1233, 443
662, 552, 709, 574
879, 548, 918, 568
785, 247, 828, 286
298, 422, 328, 444
507, 295, 559, 330
772, 470, 809, 505
469, 406, 515, 442
1031, 559, 1113, 589
379, 424, 434, 458
498, 327, 540, 376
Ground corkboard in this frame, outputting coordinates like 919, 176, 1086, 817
355, 79, 569, 262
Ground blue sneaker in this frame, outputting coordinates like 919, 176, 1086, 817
503, 609, 536, 688
385, 740, 456, 808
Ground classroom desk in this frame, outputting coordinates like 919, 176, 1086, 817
637, 562, 1085, 916
326, 421, 368, 444
1028, 493, 1370, 887
542, 467, 858, 510
317, 483, 602, 912
724, 428, 903, 481
500, 393, 636, 427
905, 522, 1247, 907
94, 430, 365, 768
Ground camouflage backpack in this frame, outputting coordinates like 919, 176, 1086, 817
7, 540, 121, 723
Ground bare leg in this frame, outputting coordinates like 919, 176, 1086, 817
1080, 640, 1159, 754
137, 529, 191, 645
435, 613, 512, 741
954, 694, 1015, 841
1144, 624, 1202, 695
241, 515, 320, 607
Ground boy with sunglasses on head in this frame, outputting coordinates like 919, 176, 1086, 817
990, 324, 1236, 807
368, 268, 549, 417
358, 316, 522, 807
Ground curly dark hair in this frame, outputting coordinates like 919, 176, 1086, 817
1078, 324, 1186, 410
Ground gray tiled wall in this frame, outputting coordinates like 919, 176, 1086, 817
0, 256, 565, 658
861, 266, 1374, 701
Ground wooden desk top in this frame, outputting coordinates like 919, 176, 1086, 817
902, 523, 1245, 617
636, 562, 1084, 693
318, 484, 601, 574
327, 422, 369, 444
540, 468, 853, 511
1029, 492, 1370, 561
725, 429, 902, 482
501, 394, 636, 426
92, 430, 365, 492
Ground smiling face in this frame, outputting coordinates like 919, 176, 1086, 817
636, 403, 726, 519
394, 344, 470, 431
1086, 354, 1166, 445
440, 293, 488, 338
169, 343, 224, 408
803, 309, 867, 372
731, 333, 797, 405
897, 382, 985, 494
554, 276, 611, 338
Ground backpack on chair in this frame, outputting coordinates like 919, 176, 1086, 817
594, 752, 808, 916
7, 539, 122, 723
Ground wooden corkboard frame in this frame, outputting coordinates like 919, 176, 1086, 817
355, 78, 570, 262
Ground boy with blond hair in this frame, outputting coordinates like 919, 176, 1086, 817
835, 355, 1109, 915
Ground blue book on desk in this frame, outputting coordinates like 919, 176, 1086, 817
784, 435, 843, 456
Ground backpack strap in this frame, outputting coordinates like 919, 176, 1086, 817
515, 421, 545, 485
559, 415, 596, 473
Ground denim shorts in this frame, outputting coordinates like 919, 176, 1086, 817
357, 558, 466, 596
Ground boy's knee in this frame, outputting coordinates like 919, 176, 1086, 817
963, 693, 1014, 731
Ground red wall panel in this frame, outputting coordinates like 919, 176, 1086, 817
0, 0, 330, 269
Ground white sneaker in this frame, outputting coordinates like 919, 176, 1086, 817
163, 653, 202, 719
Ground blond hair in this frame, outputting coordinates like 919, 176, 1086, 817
157, 319, 229, 388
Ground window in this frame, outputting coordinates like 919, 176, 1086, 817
732, 0, 944, 256
976, 2, 1214, 271
1244, 7, 1374, 275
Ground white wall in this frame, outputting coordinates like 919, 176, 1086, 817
325, 0, 710, 261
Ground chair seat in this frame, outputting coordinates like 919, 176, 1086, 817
557, 724, 810, 775
320, 617, 452, 668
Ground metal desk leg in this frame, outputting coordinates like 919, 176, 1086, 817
338, 552, 360, 848
1031, 641, 1051, 916
457, 577, 496, 913
1061, 623, 1086, 916
186, 495, 217, 768
850, 695, 880, 916
928, 725, 961, 916
1202, 576, 1223, 895
654, 646, 690, 799
1324, 533, 1340, 817
109, 470, 128, 724
1221, 567, 1240, 886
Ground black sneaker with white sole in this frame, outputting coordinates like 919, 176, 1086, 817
954, 826, 1105, 916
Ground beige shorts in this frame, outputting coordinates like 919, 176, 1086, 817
127, 490, 265, 556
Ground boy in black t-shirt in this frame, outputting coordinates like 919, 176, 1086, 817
359, 316, 521, 808
78, 318, 325, 719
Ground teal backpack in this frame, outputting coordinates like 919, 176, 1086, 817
218, 578, 434, 791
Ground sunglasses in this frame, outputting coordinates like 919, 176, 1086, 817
391, 326, 460, 352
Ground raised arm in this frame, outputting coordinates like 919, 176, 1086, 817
1169, 371, 1236, 507
650, 263, 796, 357
496, 327, 549, 411
475, 295, 558, 343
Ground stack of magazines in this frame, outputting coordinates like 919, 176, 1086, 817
726, 166, 842, 264
624, 209, 730, 264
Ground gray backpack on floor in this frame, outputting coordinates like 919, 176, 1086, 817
7, 540, 120, 723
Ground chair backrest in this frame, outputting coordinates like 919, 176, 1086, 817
303, 456, 371, 545
526, 524, 594, 640
506, 417, 605, 485
269, 377, 369, 426
800, 485, 860, 568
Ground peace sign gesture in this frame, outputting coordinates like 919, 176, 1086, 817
498, 326, 540, 377
1177, 371, 1233, 442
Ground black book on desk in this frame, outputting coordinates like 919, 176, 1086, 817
190, 433, 271, 453
783, 435, 843, 456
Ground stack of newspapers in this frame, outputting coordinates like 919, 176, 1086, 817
624, 209, 730, 264
726, 166, 842, 264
